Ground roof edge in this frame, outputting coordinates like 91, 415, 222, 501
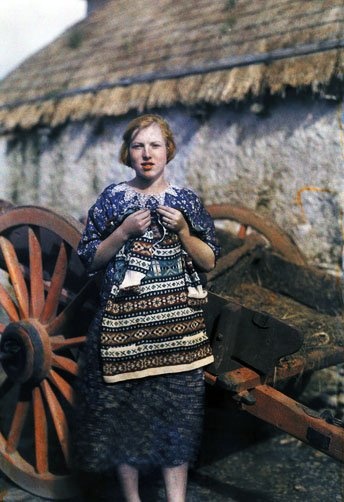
1, 38, 343, 111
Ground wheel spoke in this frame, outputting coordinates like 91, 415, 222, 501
33, 386, 48, 474
0, 237, 29, 319
40, 242, 68, 323
6, 397, 30, 454
41, 380, 70, 467
28, 228, 45, 319
47, 279, 95, 336
51, 336, 86, 351
52, 354, 78, 376
48, 370, 74, 405
0, 283, 19, 321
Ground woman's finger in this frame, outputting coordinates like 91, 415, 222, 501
139, 211, 151, 220
157, 205, 177, 217
137, 208, 151, 216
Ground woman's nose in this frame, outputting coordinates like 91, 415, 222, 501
143, 145, 151, 158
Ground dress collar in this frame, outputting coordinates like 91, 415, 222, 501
110, 182, 178, 204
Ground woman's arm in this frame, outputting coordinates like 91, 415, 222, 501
157, 206, 215, 272
89, 208, 151, 272
178, 228, 215, 272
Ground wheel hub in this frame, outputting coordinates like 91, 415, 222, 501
0, 320, 52, 384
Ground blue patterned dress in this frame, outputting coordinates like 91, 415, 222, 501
73, 183, 219, 471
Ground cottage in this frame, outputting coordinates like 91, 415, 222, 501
0, 0, 343, 270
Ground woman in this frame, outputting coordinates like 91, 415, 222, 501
75, 114, 219, 501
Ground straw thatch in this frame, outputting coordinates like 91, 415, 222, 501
0, 0, 343, 131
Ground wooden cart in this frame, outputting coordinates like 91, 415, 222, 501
0, 202, 342, 499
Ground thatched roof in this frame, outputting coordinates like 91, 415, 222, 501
0, 0, 343, 132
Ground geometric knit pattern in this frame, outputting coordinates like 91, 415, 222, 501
101, 235, 213, 382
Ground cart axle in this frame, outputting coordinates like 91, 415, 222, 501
1, 320, 52, 384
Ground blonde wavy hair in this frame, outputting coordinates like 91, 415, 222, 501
119, 114, 176, 167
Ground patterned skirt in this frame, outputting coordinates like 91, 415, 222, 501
100, 272, 213, 383
72, 312, 206, 472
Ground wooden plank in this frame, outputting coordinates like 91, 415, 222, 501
241, 385, 344, 462
206, 343, 344, 393
252, 252, 343, 315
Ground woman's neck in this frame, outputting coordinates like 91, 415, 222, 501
127, 176, 169, 194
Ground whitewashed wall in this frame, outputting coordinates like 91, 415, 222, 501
1, 95, 343, 270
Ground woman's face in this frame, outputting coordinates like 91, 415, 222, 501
129, 123, 168, 182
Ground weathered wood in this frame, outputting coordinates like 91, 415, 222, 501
206, 299, 303, 376
28, 229, 45, 319
209, 279, 344, 364
40, 242, 68, 323
0, 207, 85, 498
207, 233, 266, 282
251, 252, 343, 315
208, 205, 306, 265
33, 386, 49, 474
0, 237, 29, 319
241, 385, 344, 463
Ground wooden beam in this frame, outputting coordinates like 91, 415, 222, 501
241, 385, 344, 462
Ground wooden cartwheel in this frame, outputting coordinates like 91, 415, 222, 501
0, 203, 311, 498
206, 203, 306, 282
0, 205, 96, 499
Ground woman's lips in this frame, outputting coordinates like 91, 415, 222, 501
142, 163, 154, 171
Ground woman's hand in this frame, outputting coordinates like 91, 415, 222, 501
157, 205, 215, 272
89, 209, 151, 272
120, 209, 151, 239
157, 206, 188, 234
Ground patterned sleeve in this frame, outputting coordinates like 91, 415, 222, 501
77, 186, 114, 273
180, 189, 221, 260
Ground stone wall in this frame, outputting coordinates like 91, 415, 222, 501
0, 95, 343, 270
